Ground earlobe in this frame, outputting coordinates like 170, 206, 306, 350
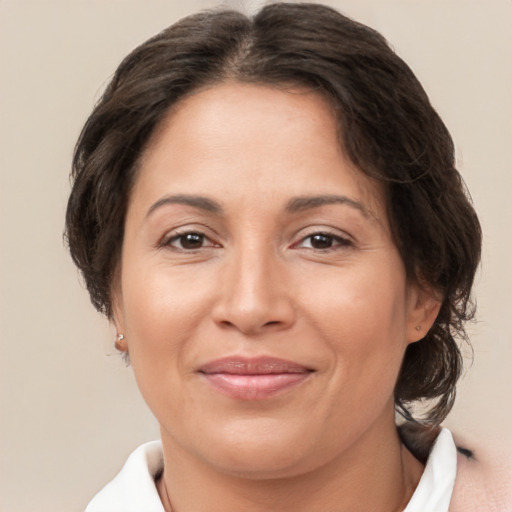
111, 311, 128, 353
114, 332, 128, 352
407, 288, 441, 343
110, 284, 128, 353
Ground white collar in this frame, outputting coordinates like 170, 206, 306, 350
86, 428, 457, 512
403, 427, 457, 512
85, 440, 164, 512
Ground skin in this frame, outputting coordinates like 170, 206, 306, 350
113, 82, 440, 511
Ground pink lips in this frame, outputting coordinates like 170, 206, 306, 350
198, 357, 313, 400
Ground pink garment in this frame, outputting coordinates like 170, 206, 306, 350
450, 434, 512, 511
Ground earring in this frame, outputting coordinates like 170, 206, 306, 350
415, 325, 422, 331
115, 333, 126, 351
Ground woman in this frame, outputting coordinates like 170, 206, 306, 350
65, 3, 504, 511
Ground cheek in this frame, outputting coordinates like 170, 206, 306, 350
300, 263, 410, 385
118, 260, 215, 382
302, 261, 409, 337
117, 264, 212, 422
122, 258, 208, 332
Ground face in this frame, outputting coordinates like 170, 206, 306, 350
114, 83, 433, 478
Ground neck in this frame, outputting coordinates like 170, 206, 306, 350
157, 417, 424, 512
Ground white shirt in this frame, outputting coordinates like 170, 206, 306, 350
403, 428, 457, 512
85, 428, 457, 512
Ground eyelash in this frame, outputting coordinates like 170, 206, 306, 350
160, 229, 353, 252
293, 231, 353, 251
160, 230, 220, 251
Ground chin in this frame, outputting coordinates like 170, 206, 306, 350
191, 417, 329, 479
208, 447, 312, 480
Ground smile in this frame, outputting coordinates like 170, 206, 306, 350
198, 357, 314, 400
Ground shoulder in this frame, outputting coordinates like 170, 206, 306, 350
449, 431, 512, 512
398, 423, 512, 511
85, 440, 164, 512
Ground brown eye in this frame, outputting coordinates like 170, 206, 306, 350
166, 232, 210, 250
309, 234, 335, 249
179, 233, 205, 249
296, 232, 352, 251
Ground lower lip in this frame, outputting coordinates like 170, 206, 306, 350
201, 373, 311, 400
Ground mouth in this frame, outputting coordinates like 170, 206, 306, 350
198, 356, 315, 400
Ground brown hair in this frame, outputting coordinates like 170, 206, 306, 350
65, 2, 481, 426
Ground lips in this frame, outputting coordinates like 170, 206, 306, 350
198, 357, 314, 400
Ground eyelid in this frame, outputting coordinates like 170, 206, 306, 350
168, 233, 216, 249
158, 224, 222, 250
290, 227, 355, 250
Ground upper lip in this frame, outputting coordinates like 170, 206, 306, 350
198, 356, 313, 375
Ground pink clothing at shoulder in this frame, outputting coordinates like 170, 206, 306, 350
450, 432, 512, 512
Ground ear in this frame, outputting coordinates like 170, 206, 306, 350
406, 284, 442, 344
111, 280, 128, 353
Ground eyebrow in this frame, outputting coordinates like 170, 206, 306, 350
145, 193, 374, 220
146, 194, 223, 218
285, 194, 373, 218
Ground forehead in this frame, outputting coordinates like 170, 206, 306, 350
144, 82, 339, 157
131, 82, 386, 222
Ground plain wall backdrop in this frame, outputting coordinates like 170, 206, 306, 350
1, 0, 511, 510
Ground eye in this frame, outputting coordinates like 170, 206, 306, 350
164, 231, 217, 250
296, 232, 352, 250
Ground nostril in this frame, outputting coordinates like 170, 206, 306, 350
217, 318, 285, 334
212, 291, 296, 334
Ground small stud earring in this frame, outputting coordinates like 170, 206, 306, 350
115, 333, 126, 350
415, 325, 421, 331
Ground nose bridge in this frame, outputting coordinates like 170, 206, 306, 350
234, 241, 274, 306
213, 237, 294, 333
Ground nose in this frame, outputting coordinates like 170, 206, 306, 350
211, 245, 296, 335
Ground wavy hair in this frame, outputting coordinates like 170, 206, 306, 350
65, 3, 481, 426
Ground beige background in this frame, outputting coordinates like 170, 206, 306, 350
1, 0, 511, 510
